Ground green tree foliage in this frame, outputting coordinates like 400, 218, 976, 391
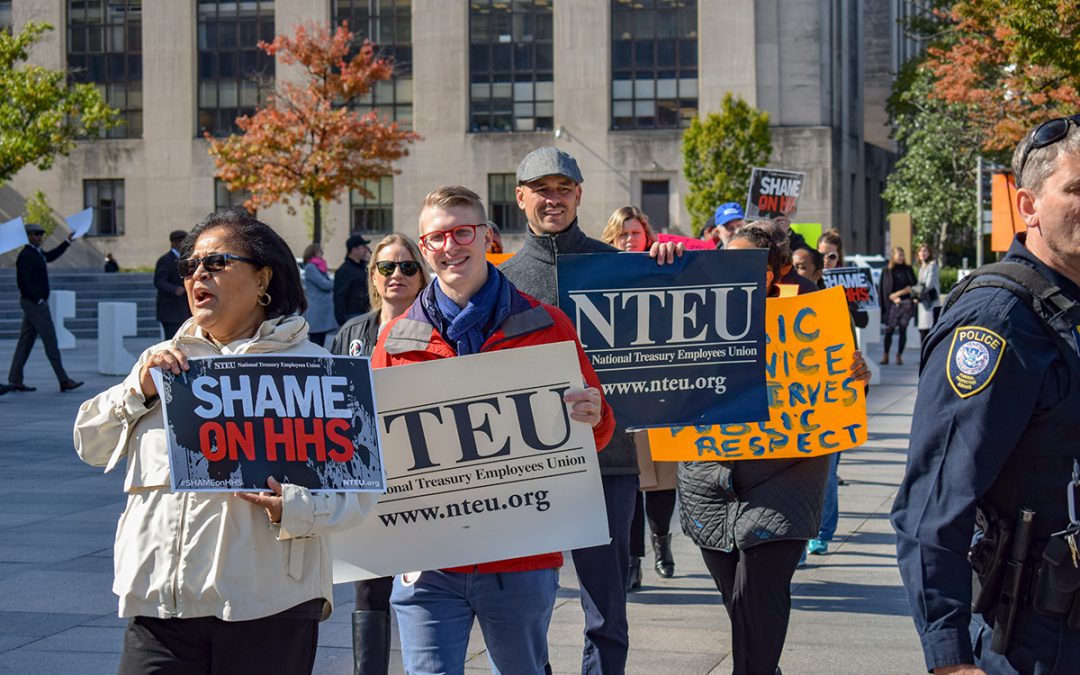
883, 63, 1008, 258
0, 22, 118, 185
23, 190, 59, 236
681, 93, 771, 235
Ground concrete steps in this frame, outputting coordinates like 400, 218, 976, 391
0, 268, 162, 340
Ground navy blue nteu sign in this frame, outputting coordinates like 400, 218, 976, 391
556, 249, 769, 429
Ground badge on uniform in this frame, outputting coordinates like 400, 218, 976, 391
349, 338, 365, 356
947, 325, 1006, 398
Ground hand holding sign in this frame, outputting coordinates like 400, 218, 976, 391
236, 476, 284, 523
564, 386, 603, 427
141, 346, 190, 399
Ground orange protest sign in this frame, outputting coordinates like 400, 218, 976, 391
647, 286, 867, 461
991, 172, 1023, 252
486, 252, 514, 265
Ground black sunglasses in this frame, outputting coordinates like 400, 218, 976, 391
1016, 114, 1080, 188
375, 260, 421, 277
177, 252, 260, 278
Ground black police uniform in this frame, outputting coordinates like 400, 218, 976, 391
891, 234, 1080, 673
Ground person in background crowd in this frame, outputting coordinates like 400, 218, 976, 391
6, 222, 82, 394
501, 147, 683, 673
154, 229, 192, 340
600, 206, 678, 589
334, 234, 372, 326
301, 243, 336, 348
892, 115, 1080, 674
104, 253, 120, 273
914, 242, 941, 347
804, 228, 866, 560
879, 246, 918, 365
773, 212, 813, 255
486, 220, 504, 254
373, 186, 614, 675
711, 202, 746, 248
680, 221, 870, 674
73, 209, 376, 674
332, 232, 429, 675
793, 247, 825, 289
601, 205, 656, 254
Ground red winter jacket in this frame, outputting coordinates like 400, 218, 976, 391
371, 285, 615, 574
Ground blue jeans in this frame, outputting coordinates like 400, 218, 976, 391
391, 567, 558, 675
818, 452, 840, 542
571, 473, 638, 675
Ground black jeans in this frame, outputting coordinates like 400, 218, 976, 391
9, 298, 68, 384
700, 540, 806, 675
117, 607, 319, 675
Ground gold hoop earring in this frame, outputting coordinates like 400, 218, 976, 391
258, 291, 271, 307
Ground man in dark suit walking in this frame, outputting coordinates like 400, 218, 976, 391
154, 230, 191, 339
6, 222, 82, 393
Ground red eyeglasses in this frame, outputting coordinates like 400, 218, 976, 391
419, 223, 487, 252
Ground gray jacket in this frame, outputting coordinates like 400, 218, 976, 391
303, 263, 338, 334
500, 220, 638, 475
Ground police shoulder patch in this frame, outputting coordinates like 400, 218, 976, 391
946, 325, 1006, 399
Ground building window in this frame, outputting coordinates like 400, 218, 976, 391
197, 0, 275, 137
0, 1, 13, 33
214, 178, 251, 213
84, 179, 124, 236
333, 0, 413, 128
469, 0, 553, 133
67, 0, 143, 138
611, 0, 697, 130
488, 174, 527, 234
640, 179, 670, 231
350, 176, 393, 234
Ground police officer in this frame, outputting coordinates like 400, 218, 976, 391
891, 116, 1080, 674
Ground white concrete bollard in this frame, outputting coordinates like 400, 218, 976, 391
49, 290, 76, 350
98, 301, 137, 376
856, 308, 882, 385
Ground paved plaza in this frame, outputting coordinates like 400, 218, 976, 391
0, 336, 925, 674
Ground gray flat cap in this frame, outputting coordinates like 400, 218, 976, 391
516, 146, 584, 184
25, 222, 46, 234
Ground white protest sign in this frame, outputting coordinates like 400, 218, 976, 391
332, 341, 609, 581
0, 217, 28, 255
66, 208, 94, 240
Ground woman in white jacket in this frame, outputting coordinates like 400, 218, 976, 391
74, 210, 376, 674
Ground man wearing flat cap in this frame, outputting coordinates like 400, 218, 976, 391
501, 146, 682, 674
334, 233, 372, 326
154, 229, 192, 339
6, 223, 82, 393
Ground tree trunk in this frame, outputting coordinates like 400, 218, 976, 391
312, 197, 322, 245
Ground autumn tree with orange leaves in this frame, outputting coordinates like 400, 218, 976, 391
923, 1, 1080, 152
207, 22, 418, 244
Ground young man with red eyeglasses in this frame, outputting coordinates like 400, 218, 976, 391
371, 185, 614, 675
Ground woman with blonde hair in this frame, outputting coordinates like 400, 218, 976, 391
331, 232, 429, 675
601, 206, 680, 588
601, 205, 657, 253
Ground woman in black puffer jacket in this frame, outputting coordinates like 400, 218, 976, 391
678, 222, 869, 675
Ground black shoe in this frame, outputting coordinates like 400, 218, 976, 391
60, 380, 84, 392
0, 384, 9, 396
652, 532, 675, 578
352, 610, 391, 675
626, 556, 642, 592
8, 383, 35, 392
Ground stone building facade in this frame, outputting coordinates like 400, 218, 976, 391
2, 0, 917, 267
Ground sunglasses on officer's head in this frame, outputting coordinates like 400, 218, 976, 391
1016, 114, 1080, 188
823, 252, 839, 261
375, 260, 421, 277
